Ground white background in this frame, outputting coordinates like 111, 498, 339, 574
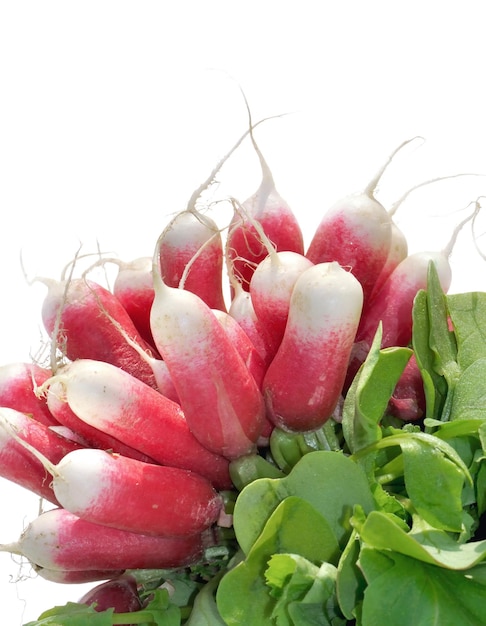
1, 2, 486, 623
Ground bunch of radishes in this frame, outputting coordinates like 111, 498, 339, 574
0, 119, 481, 621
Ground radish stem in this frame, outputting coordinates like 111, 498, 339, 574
363, 136, 425, 197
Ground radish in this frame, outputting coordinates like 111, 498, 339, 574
42, 358, 232, 489
262, 262, 364, 432
4, 434, 223, 537
158, 209, 227, 312
1, 508, 207, 571
45, 384, 160, 465
78, 574, 142, 614
249, 249, 314, 358
0, 406, 84, 505
347, 249, 453, 388
368, 220, 409, 302
110, 256, 159, 353
370, 173, 485, 300
150, 243, 266, 460
305, 138, 424, 303
34, 566, 125, 584
346, 202, 479, 387
212, 308, 274, 440
0, 361, 59, 427
157, 112, 285, 310
40, 274, 159, 389
386, 353, 426, 422
227, 248, 275, 367
225, 99, 304, 292
212, 308, 267, 390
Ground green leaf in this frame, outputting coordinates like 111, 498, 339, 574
412, 289, 447, 420
336, 530, 367, 621
216, 496, 340, 626
23, 603, 113, 626
185, 572, 227, 625
399, 435, 466, 531
426, 262, 460, 385
357, 510, 486, 569
447, 291, 486, 370
265, 555, 345, 626
229, 452, 285, 490
233, 451, 375, 554
353, 430, 471, 532
359, 548, 486, 626
342, 324, 412, 454
449, 358, 486, 421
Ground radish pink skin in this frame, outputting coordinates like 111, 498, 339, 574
15, 508, 206, 571
0, 407, 84, 505
212, 309, 267, 390
150, 280, 266, 460
113, 257, 158, 354
146, 357, 180, 403
52, 448, 223, 537
46, 390, 159, 465
78, 574, 142, 614
0, 362, 59, 427
41, 278, 158, 390
228, 286, 275, 367
356, 251, 452, 350
46, 359, 231, 490
386, 353, 426, 422
305, 194, 392, 304
213, 309, 273, 438
159, 211, 227, 311
263, 262, 364, 432
249, 251, 314, 358
227, 189, 305, 291
368, 221, 409, 302
346, 251, 452, 390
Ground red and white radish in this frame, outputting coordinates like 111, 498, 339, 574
0, 361, 59, 427
40, 275, 159, 389
158, 210, 227, 311
158, 112, 285, 310
355, 249, 453, 350
78, 574, 142, 614
212, 309, 267, 390
227, 251, 275, 367
0, 406, 84, 505
386, 353, 426, 422
5, 437, 223, 537
212, 308, 274, 440
305, 138, 423, 303
45, 386, 159, 465
346, 201, 480, 387
225, 102, 304, 292
262, 262, 364, 432
150, 244, 266, 459
42, 358, 232, 489
249, 249, 314, 358
2, 508, 208, 571
111, 256, 159, 353
371, 173, 484, 300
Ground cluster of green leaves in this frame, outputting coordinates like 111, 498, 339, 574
24, 264, 486, 625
